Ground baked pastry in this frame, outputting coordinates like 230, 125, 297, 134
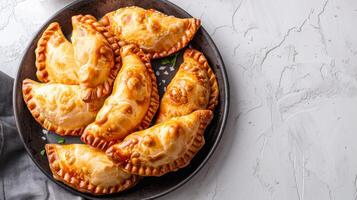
35, 22, 80, 84
71, 15, 121, 102
106, 110, 213, 176
100, 6, 201, 59
22, 79, 103, 136
46, 144, 139, 195
81, 44, 159, 150
156, 49, 218, 123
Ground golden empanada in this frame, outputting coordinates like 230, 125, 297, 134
46, 144, 139, 195
35, 22, 80, 84
106, 110, 213, 176
71, 15, 121, 102
81, 44, 159, 150
101, 6, 200, 59
156, 49, 219, 123
22, 79, 103, 136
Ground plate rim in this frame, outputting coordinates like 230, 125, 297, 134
12, 0, 230, 199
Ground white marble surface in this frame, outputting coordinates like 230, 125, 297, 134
1, 0, 357, 199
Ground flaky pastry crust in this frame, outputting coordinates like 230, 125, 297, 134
71, 15, 121, 102
156, 48, 219, 123
106, 110, 213, 176
46, 144, 139, 195
22, 79, 103, 136
35, 22, 80, 84
100, 6, 200, 59
81, 44, 159, 150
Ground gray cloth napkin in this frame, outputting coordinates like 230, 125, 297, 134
0, 71, 83, 200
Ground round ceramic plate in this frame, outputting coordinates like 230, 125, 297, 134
13, 0, 229, 199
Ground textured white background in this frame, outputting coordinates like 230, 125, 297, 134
1, 0, 357, 199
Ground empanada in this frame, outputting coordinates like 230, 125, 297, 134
156, 49, 219, 123
101, 6, 200, 59
46, 144, 139, 195
35, 22, 80, 84
71, 15, 121, 102
106, 110, 213, 176
81, 44, 159, 150
22, 79, 103, 136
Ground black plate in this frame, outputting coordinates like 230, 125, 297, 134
13, 0, 229, 199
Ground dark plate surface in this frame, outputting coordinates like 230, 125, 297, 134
13, 0, 229, 199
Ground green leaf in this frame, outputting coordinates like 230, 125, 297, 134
160, 59, 171, 65
57, 138, 65, 144
160, 53, 179, 66
40, 149, 46, 156
171, 53, 178, 67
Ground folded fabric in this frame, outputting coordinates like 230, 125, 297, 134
0, 71, 83, 200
